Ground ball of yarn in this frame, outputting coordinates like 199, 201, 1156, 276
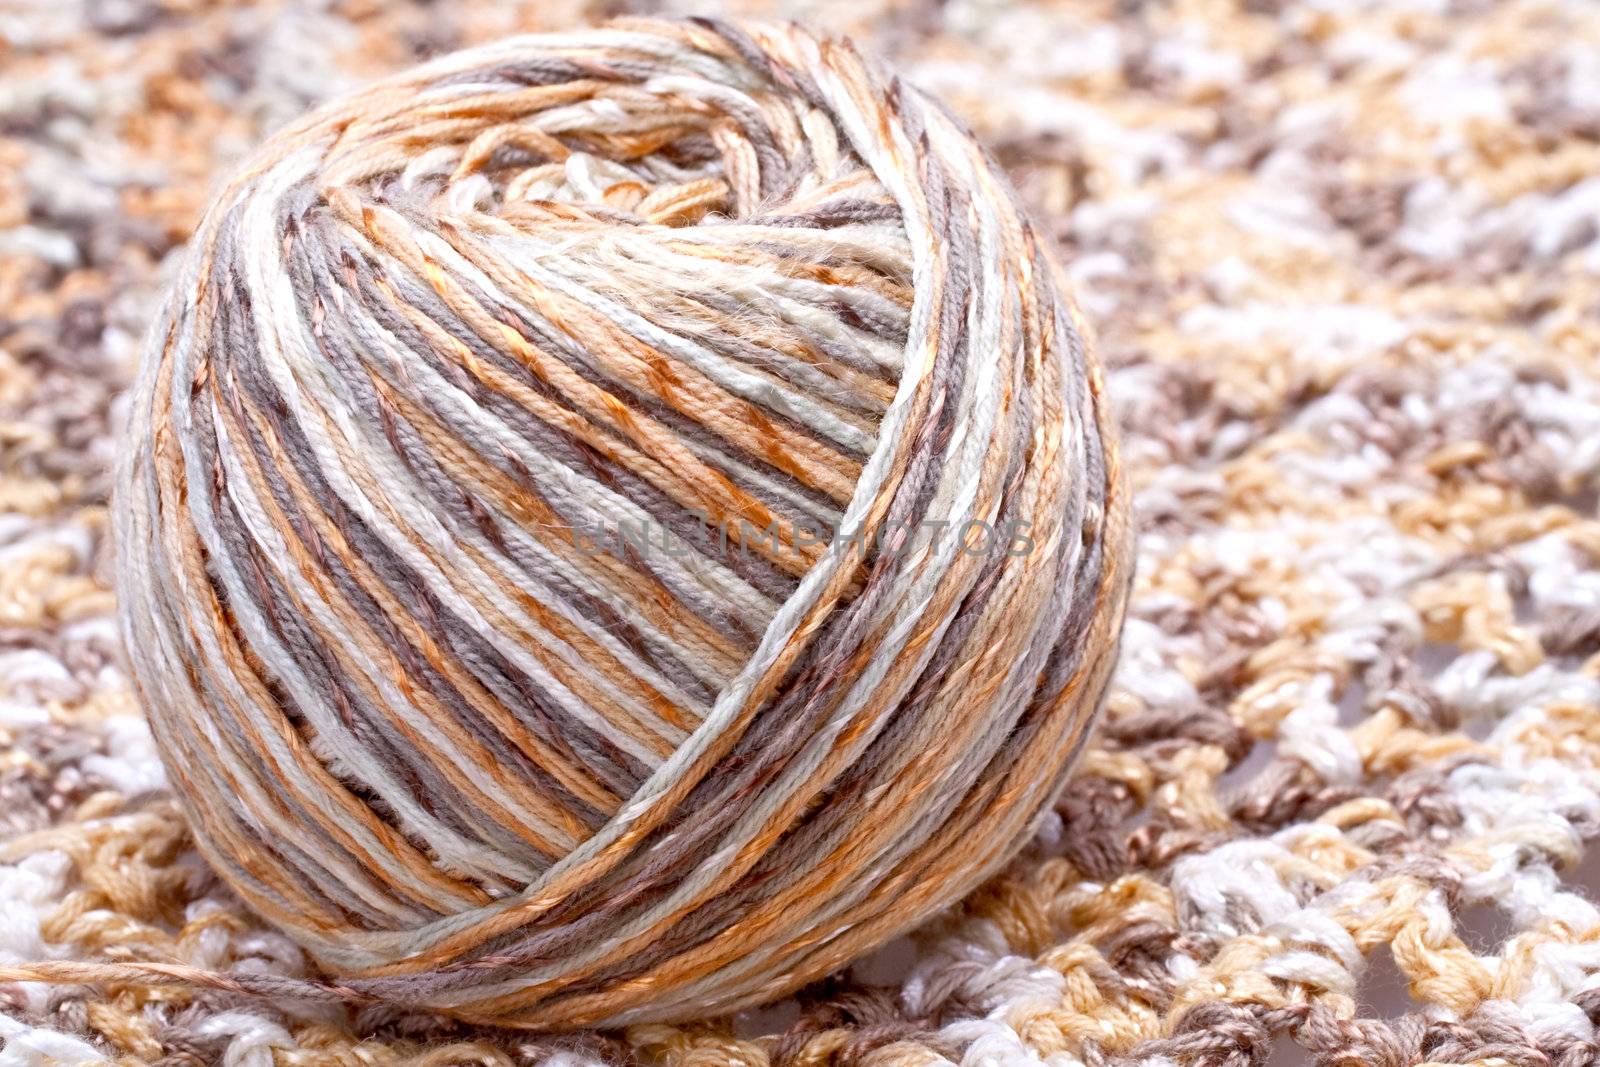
114, 17, 1131, 1029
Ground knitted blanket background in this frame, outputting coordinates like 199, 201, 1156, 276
3, 0, 1599, 1065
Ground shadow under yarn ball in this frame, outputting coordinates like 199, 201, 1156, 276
112, 17, 1132, 1028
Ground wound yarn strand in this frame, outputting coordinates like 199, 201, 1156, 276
87, 16, 1131, 1028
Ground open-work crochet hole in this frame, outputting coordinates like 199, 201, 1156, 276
1264, 1034, 1313, 1067
1574, 843, 1600, 903
1453, 901, 1519, 956
1218, 738, 1279, 797
1356, 942, 1413, 1019
1335, 676, 1367, 726
732, 998, 803, 1040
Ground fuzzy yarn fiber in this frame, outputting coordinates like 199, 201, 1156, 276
105, 18, 1131, 1030
4, 0, 1600, 1065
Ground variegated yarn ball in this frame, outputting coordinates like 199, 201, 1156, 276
114, 17, 1132, 1029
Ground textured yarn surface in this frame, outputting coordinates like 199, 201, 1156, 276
100, 16, 1130, 1029
2, 0, 1600, 1063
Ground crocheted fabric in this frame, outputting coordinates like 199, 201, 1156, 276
2, 0, 1597, 1064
